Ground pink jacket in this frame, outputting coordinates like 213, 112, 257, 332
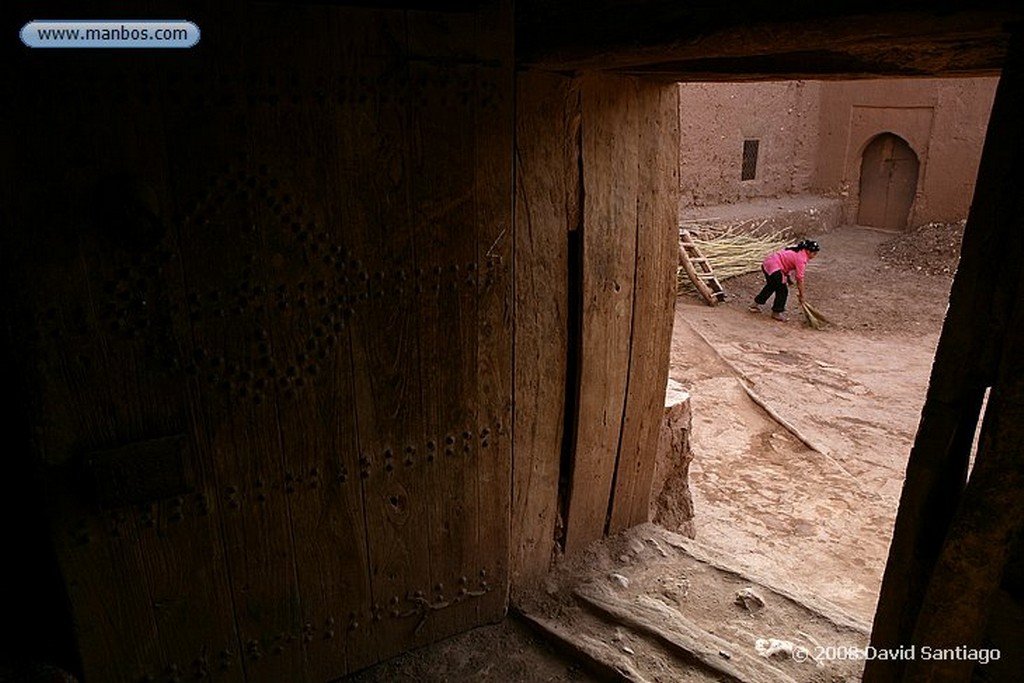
763, 248, 810, 283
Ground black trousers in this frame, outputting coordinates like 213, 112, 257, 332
754, 268, 788, 312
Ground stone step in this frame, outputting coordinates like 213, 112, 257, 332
514, 523, 869, 683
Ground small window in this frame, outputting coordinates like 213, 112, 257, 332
741, 139, 759, 181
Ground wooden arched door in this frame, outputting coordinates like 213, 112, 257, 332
857, 133, 920, 230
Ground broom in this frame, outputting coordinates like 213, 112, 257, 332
800, 300, 833, 329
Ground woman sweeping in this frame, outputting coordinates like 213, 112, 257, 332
748, 239, 820, 322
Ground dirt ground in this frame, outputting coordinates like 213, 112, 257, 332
342, 221, 964, 682
667, 221, 961, 621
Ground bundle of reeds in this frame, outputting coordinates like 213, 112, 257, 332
676, 224, 790, 295
800, 301, 832, 329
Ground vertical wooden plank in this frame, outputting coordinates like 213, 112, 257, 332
162, 26, 309, 677
7, 45, 242, 683
609, 82, 681, 533
512, 70, 571, 582
405, 9, 483, 641
337, 8, 439, 663
242, 6, 377, 679
175, 34, 258, 683
903, 274, 1024, 681
174, 177, 308, 683
22, 263, 169, 683
474, 0, 515, 619
16, 62, 167, 683
111, 48, 242, 683
564, 73, 640, 554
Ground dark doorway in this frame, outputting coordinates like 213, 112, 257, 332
857, 132, 920, 230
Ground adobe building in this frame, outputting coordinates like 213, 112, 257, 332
679, 78, 999, 230
3, 2, 1024, 682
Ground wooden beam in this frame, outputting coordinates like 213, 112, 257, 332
474, 0, 516, 623
517, 4, 1018, 78
903, 273, 1024, 681
575, 582, 798, 683
512, 70, 572, 582
563, 73, 639, 554
608, 81, 679, 533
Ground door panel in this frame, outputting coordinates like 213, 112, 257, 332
858, 133, 920, 230
6, 3, 512, 681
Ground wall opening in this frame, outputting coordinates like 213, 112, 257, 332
741, 138, 759, 180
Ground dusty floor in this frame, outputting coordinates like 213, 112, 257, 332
341, 221, 962, 682
666, 222, 958, 622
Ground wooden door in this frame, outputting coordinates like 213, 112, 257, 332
857, 132, 920, 230
4, 3, 511, 682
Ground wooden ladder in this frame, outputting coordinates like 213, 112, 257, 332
678, 228, 727, 306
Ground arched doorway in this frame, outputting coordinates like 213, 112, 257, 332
857, 133, 920, 230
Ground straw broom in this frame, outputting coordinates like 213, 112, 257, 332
800, 300, 832, 329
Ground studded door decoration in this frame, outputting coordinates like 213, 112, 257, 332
5, 3, 512, 682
